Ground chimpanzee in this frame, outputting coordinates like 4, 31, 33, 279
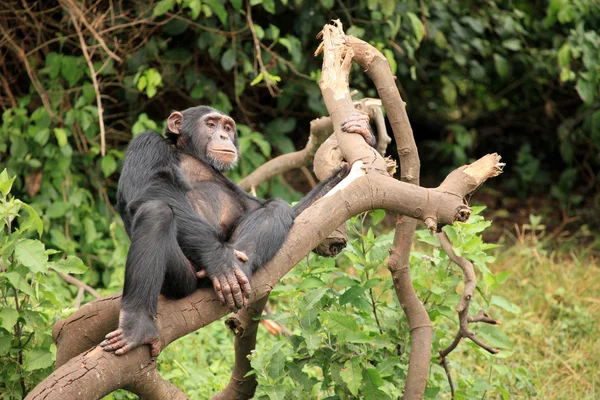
100, 106, 376, 356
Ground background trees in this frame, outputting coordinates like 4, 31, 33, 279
0, 1, 599, 399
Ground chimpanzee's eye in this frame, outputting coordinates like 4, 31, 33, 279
207, 122, 215, 128
224, 125, 231, 132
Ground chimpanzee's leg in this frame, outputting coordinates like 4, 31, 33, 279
229, 198, 294, 280
100, 200, 196, 356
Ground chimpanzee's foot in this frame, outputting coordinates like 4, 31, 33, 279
100, 311, 160, 356
341, 112, 377, 147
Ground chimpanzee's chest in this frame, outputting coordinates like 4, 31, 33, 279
178, 156, 246, 235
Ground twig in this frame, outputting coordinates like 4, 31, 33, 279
70, 15, 106, 155
437, 231, 500, 398
54, 270, 101, 300
59, 0, 122, 63
0, 25, 57, 120
246, 3, 279, 97
300, 166, 317, 189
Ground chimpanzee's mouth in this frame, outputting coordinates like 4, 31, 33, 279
212, 149, 236, 154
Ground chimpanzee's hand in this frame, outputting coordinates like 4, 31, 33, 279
196, 250, 248, 279
211, 250, 251, 311
341, 112, 377, 148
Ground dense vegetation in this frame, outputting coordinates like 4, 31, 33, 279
0, 0, 598, 398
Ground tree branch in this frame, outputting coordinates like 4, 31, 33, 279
212, 296, 269, 400
28, 161, 500, 398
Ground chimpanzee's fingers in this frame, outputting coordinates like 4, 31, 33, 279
234, 267, 252, 300
149, 341, 161, 358
103, 328, 123, 340
212, 276, 226, 306
102, 338, 128, 352
100, 334, 123, 348
114, 342, 134, 355
196, 270, 207, 278
344, 126, 369, 135
234, 249, 248, 262
226, 272, 244, 310
342, 113, 369, 125
220, 276, 236, 311
342, 124, 366, 133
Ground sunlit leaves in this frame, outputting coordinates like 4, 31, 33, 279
153, 0, 176, 16
15, 239, 48, 275
51, 256, 87, 275
407, 12, 424, 44
134, 68, 163, 98
23, 349, 54, 371
0, 308, 19, 331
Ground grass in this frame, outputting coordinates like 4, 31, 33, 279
489, 229, 599, 399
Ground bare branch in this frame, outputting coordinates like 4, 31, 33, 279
59, 0, 122, 63
65, 7, 107, 156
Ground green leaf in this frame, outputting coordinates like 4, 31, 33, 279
493, 54, 509, 78
442, 79, 457, 104
266, 350, 285, 379
204, 0, 227, 25
16, 201, 43, 237
333, 275, 359, 287
250, 72, 264, 86
187, 0, 202, 19
491, 295, 521, 314
229, 0, 242, 9
340, 358, 362, 395
502, 38, 522, 51
0, 308, 19, 331
23, 348, 54, 371
153, 0, 176, 16
15, 239, 48, 274
4, 272, 35, 297
221, 48, 236, 71
46, 202, 69, 219
326, 311, 358, 332
407, 12, 424, 43
362, 368, 386, 400
261, 0, 275, 13
575, 78, 596, 104
0, 169, 16, 196
369, 209, 386, 225
0, 335, 11, 356
339, 286, 366, 306
298, 276, 325, 289
434, 31, 448, 49
54, 128, 68, 147
251, 134, 271, 156
557, 43, 571, 67
299, 287, 328, 310
101, 154, 117, 177
52, 256, 87, 274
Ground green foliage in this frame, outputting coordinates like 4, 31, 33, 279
245, 209, 527, 399
0, 170, 87, 398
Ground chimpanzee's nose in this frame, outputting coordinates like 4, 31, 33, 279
220, 134, 228, 140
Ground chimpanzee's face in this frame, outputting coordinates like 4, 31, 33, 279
166, 107, 239, 171
197, 112, 238, 171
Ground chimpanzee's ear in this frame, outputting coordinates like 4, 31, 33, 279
167, 111, 183, 134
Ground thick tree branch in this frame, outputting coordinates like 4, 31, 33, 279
316, 21, 430, 399
212, 296, 269, 400
238, 116, 332, 191
28, 162, 500, 398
